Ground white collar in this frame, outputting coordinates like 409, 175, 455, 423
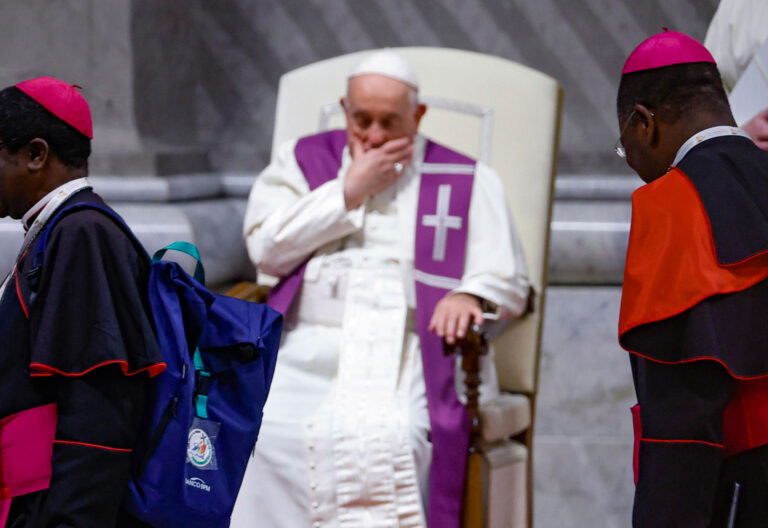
672, 126, 751, 167
21, 177, 89, 230
0, 177, 92, 302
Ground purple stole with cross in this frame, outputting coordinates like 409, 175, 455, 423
269, 130, 474, 528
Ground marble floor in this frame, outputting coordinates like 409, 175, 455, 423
533, 286, 636, 527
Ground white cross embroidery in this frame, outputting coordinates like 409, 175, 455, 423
421, 184, 462, 262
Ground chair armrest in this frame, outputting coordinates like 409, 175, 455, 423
480, 393, 531, 442
226, 281, 271, 303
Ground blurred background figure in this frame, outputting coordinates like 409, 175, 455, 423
705, 0, 768, 150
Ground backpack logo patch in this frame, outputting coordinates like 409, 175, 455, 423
187, 428, 214, 468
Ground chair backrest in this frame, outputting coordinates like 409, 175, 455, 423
272, 47, 561, 394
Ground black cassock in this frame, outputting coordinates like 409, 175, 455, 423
620, 135, 768, 528
0, 190, 163, 527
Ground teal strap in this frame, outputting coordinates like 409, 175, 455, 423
193, 348, 210, 419
193, 348, 205, 370
152, 241, 205, 285
195, 393, 209, 420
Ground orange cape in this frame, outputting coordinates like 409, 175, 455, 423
619, 168, 768, 351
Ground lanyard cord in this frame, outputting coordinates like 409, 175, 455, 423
672, 126, 751, 167
0, 178, 92, 302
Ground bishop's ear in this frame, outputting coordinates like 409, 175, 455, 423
633, 104, 656, 142
25, 138, 50, 171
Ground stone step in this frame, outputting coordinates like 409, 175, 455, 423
555, 173, 640, 201
1, 173, 639, 287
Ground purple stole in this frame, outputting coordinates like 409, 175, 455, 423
269, 130, 474, 528
266, 130, 348, 315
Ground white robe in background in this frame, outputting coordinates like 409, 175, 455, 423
231, 134, 530, 528
705, 0, 768, 90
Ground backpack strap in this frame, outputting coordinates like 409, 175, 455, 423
152, 241, 205, 285
28, 202, 148, 291
193, 349, 211, 419
152, 241, 209, 419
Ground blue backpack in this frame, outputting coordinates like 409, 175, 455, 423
34, 203, 282, 528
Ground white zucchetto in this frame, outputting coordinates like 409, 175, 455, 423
348, 50, 419, 90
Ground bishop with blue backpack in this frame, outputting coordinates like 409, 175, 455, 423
0, 77, 281, 528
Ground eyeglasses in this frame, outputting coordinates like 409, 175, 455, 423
614, 109, 654, 158
614, 110, 636, 158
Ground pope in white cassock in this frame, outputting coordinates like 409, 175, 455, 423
231, 51, 531, 528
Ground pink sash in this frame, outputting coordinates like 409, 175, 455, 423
0, 404, 57, 526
